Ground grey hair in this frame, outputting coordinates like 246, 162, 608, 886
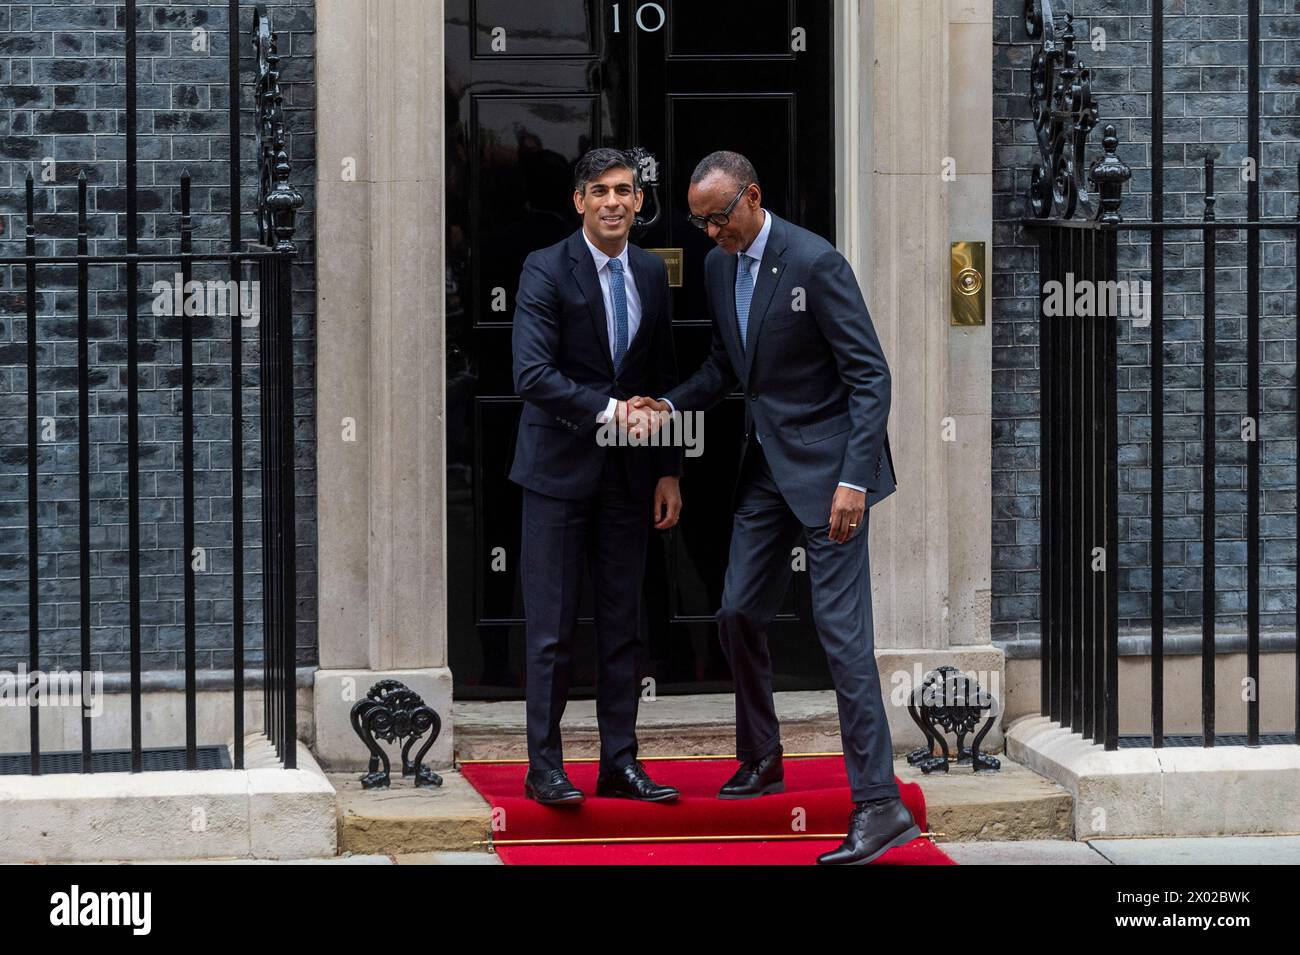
690, 150, 759, 191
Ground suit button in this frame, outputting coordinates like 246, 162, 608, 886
749, 392, 759, 400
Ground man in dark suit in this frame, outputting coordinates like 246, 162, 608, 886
509, 148, 681, 806
634, 151, 918, 864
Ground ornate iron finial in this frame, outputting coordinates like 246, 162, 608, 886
906, 666, 1001, 774
349, 679, 444, 789
1089, 125, 1132, 224
1026, 0, 1124, 221
252, 8, 303, 253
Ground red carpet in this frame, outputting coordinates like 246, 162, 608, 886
461, 756, 954, 865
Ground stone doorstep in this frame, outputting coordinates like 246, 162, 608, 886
0, 737, 337, 863
330, 756, 1071, 856
1006, 714, 1300, 838
330, 689, 1069, 853
453, 691, 844, 761
452, 688, 1008, 762
333, 768, 496, 856
897, 756, 1073, 842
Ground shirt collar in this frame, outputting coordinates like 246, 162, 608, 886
581, 227, 630, 273
740, 208, 772, 263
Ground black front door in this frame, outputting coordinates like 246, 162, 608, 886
445, 0, 835, 700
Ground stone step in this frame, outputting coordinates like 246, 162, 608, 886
331, 753, 1072, 855
454, 690, 1067, 841
453, 691, 849, 761
333, 768, 494, 855
896, 755, 1073, 841
330, 690, 1072, 853
0, 738, 336, 863
453, 688, 1008, 760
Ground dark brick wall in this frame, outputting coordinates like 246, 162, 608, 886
0, 1, 316, 672
994, 0, 1300, 640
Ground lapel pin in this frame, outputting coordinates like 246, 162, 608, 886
772, 267, 778, 273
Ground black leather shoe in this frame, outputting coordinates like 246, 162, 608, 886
523, 767, 584, 805
816, 797, 921, 865
717, 747, 784, 799
595, 760, 679, 802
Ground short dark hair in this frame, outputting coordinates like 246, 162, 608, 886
574, 147, 640, 195
690, 150, 759, 191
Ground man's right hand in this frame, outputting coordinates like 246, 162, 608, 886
630, 396, 670, 415
616, 399, 659, 441
623, 396, 671, 440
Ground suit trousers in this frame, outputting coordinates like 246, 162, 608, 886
521, 449, 649, 774
716, 442, 900, 802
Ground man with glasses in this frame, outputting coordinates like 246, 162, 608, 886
632, 150, 915, 864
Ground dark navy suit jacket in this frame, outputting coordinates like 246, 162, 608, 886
665, 211, 895, 527
509, 228, 680, 500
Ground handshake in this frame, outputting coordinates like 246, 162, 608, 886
615, 396, 672, 440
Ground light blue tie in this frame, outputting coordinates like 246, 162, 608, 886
735, 253, 755, 349
609, 257, 628, 372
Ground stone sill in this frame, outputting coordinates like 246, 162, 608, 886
6, 666, 320, 693
998, 631, 1297, 660
0, 737, 336, 862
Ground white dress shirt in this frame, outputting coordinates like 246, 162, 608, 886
736, 204, 772, 296
580, 229, 641, 424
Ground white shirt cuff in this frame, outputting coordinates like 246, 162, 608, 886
659, 398, 675, 414
837, 481, 866, 493
597, 397, 619, 424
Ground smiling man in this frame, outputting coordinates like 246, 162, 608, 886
633, 150, 915, 864
508, 148, 681, 805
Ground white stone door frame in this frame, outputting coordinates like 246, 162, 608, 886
312, 0, 453, 770
310, 0, 998, 771
835, 0, 994, 651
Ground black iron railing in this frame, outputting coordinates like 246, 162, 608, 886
1033, 217, 1121, 748
1023, 0, 1300, 749
0, 3, 302, 772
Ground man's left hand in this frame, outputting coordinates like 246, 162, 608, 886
828, 486, 865, 543
654, 476, 682, 530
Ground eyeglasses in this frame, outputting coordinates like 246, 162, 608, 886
686, 183, 754, 230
